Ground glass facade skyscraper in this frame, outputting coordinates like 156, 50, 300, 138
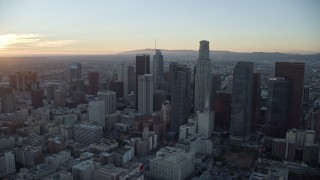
194, 40, 212, 113
230, 62, 254, 141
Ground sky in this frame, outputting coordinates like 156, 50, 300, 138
0, 0, 320, 56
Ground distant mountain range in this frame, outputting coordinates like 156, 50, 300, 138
1, 49, 319, 63
119, 49, 320, 62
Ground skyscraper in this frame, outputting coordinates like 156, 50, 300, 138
211, 74, 221, 111
169, 63, 192, 133
275, 62, 305, 129
250, 72, 261, 133
136, 55, 150, 110
89, 101, 106, 128
153, 90, 167, 112
98, 91, 117, 115
138, 74, 153, 116
0, 87, 16, 113
264, 78, 289, 138
54, 90, 65, 108
127, 66, 135, 94
230, 62, 254, 141
31, 89, 44, 109
69, 62, 82, 81
168, 62, 178, 96
88, 72, 99, 95
69, 63, 82, 91
109, 80, 124, 98
16, 72, 38, 92
153, 50, 164, 90
213, 91, 232, 129
303, 86, 310, 105
194, 40, 212, 113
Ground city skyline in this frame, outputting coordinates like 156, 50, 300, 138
1, 0, 320, 56
1, 38, 320, 179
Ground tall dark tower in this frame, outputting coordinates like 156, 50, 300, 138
250, 72, 261, 133
264, 78, 289, 138
69, 62, 82, 91
169, 63, 192, 133
153, 50, 164, 90
275, 62, 305, 129
135, 54, 150, 110
230, 62, 254, 142
0, 87, 16, 113
88, 72, 99, 95
31, 89, 44, 109
127, 66, 135, 94
211, 74, 222, 111
213, 91, 232, 129
69, 62, 82, 81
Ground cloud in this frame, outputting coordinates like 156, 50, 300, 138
0, 34, 76, 51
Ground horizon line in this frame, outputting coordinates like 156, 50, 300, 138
0, 48, 319, 58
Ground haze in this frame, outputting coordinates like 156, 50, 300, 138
0, 0, 320, 56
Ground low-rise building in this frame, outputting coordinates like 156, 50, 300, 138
303, 143, 320, 165
272, 138, 295, 160
113, 146, 134, 167
179, 121, 197, 140
267, 166, 288, 180
176, 134, 212, 154
90, 140, 118, 152
72, 160, 96, 180
74, 123, 103, 145
27, 164, 56, 180
14, 146, 42, 168
0, 150, 16, 178
94, 164, 127, 180
286, 129, 315, 149
42, 170, 73, 180
0, 136, 15, 150
45, 150, 71, 166
150, 146, 195, 180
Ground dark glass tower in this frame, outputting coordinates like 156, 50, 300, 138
0, 87, 16, 113
275, 62, 305, 129
31, 89, 44, 109
153, 50, 164, 90
264, 78, 289, 138
211, 74, 222, 111
250, 72, 261, 133
135, 54, 150, 110
88, 72, 99, 95
169, 63, 192, 133
230, 62, 254, 141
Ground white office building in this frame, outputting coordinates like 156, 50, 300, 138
179, 119, 197, 140
98, 91, 116, 115
197, 111, 214, 139
150, 146, 195, 180
0, 150, 16, 178
89, 101, 106, 128
286, 129, 315, 149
